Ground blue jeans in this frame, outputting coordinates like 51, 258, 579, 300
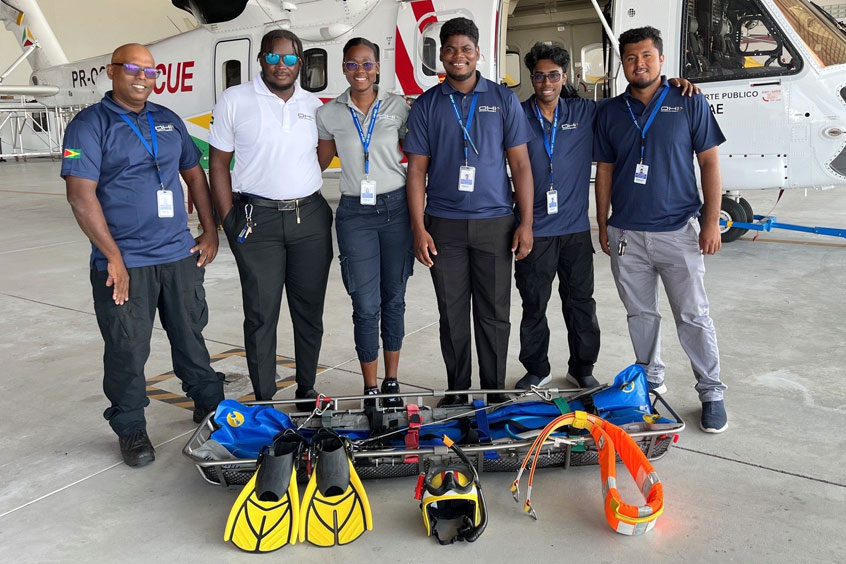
336, 188, 414, 362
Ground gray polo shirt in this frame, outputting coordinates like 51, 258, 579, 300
316, 86, 409, 197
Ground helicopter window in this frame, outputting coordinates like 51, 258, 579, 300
772, 0, 846, 67
223, 60, 241, 90
683, 0, 802, 82
373, 43, 381, 85
422, 37, 438, 77
504, 50, 521, 88
301, 48, 327, 92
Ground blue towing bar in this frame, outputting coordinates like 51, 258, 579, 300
721, 215, 846, 239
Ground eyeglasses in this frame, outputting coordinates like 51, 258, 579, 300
112, 62, 161, 80
262, 52, 299, 66
343, 61, 377, 72
531, 71, 563, 84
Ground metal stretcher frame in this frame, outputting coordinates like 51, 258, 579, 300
182, 388, 686, 487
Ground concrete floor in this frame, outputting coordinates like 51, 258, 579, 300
0, 159, 844, 563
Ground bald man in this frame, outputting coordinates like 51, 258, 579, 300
62, 44, 224, 467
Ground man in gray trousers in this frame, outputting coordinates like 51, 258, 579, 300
594, 26, 728, 433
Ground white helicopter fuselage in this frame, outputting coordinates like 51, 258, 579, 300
5, 0, 846, 202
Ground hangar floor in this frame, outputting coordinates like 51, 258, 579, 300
1, 159, 844, 563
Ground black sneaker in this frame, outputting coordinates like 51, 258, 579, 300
564, 372, 600, 388
486, 393, 510, 405
514, 373, 551, 390
192, 404, 219, 424
294, 388, 319, 412
119, 429, 156, 468
437, 394, 468, 408
700, 400, 728, 433
363, 386, 380, 409
380, 378, 404, 408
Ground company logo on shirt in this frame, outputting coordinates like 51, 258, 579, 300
560, 122, 579, 130
478, 105, 500, 113
298, 112, 315, 121
660, 105, 683, 113
63, 148, 81, 159
155, 124, 175, 132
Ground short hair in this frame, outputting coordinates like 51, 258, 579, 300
619, 26, 663, 56
259, 29, 303, 59
524, 42, 571, 73
439, 17, 479, 47
342, 37, 379, 61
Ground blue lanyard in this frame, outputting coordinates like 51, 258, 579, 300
349, 99, 381, 176
119, 112, 165, 189
624, 85, 670, 164
448, 92, 479, 165
533, 100, 559, 189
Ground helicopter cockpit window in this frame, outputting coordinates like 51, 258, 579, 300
301, 48, 327, 93
772, 0, 846, 67
684, 0, 802, 81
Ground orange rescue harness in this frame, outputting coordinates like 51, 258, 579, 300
510, 411, 664, 535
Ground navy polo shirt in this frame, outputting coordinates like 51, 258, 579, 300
520, 95, 595, 237
61, 92, 200, 270
404, 72, 533, 219
593, 77, 725, 231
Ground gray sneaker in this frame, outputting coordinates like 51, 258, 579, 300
515, 373, 551, 390
700, 400, 728, 433
648, 380, 667, 395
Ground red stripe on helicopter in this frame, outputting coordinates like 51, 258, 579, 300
395, 27, 422, 95
411, 1, 437, 32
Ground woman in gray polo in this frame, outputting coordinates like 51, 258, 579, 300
317, 37, 413, 407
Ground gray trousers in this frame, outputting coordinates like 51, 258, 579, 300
608, 218, 726, 402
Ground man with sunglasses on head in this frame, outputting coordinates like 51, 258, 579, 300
62, 43, 224, 467
209, 30, 333, 411
514, 43, 699, 393
404, 17, 535, 405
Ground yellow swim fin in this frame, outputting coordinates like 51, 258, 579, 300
299, 429, 373, 547
223, 431, 306, 552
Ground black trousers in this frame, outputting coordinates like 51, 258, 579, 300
91, 255, 224, 437
514, 230, 600, 379
426, 214, 514, 390
223, 194, 333, 400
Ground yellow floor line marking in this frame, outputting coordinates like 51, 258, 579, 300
146, 347, 325, 410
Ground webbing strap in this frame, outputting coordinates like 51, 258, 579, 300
552, 397, 571, 414
404, 404, 422, 463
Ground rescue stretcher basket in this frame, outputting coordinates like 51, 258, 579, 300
183, 388, 685, 487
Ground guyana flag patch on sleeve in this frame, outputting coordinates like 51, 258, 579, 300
63, 148, 81, 159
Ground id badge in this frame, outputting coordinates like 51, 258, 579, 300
157, 189, 174, 218
546, 189, 558, 215
360, 179, 376, 205
458, 166, 476, 192
634, 163, 649, 185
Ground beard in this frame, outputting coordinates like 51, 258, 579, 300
446, 66, 476, 83
630, 72, 659, 90
262, 71, 295, 93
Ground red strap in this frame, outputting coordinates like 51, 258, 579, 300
413, 473, 425, 500
404, 404, 422, 463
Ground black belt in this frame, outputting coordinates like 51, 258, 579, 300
235, 191, 321, 211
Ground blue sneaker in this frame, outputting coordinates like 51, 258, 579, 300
648, 380, 667, 395
700, 400, 728, 433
